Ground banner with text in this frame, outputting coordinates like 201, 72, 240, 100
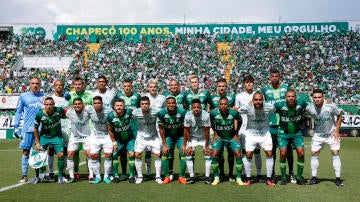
57, 22, 349, 42
0, 95, 19, 109
341, 115, 360, 128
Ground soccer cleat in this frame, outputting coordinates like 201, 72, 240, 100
66, 178, 75, 183
88, 178, 94, 184
178, 177, 187, 185
162, 177, 171, 184
228, 175, 235, 182
92, 177, 101, 184
74, 173, 80, 180
187, 177, 196, 184
19, 176, 28, 183
155, 177, 163, 184
204, 177, 211, 185
296, 177, 305, 185
48, 173, 55, 182
135, 177, 143, 184
266, 179, 275, 187
307, 177, 319, 185
271, 174, 277, 183
236, 178, 245, 186
103, 177, 112, 184
243, 179, 251, 186
58, 177, 66, 184
129, 177, 136, 184
290, 173, 297, 184
335, 178, 343, 187
257, 175, 266, 183
219, 173, 226, 181
280, 178, 287, 185
30, 177, 40, 185
112, 176, 121, 184
119, 174, 129, 181
211, 179, 220, 185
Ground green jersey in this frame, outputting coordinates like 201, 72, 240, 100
69, 90, 93, 106
184, 89, 210, 110
34, 107, 66, 138
209, 93, 235, 110
106, 109, 133, 142
163, 91, 186, 109
157, 107, 186, 138
210, 109, 239, 140
114, 91, 141, 110
274, 100, 307, 134
261, 84, 289, 126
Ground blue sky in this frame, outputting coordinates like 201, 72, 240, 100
1, 0, 359, 24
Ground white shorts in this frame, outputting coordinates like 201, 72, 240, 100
311, 134, 340, 152
134, 136, 161, 154
244, 131, 273, 152
90, 136, 113, 154
68, 136, 91, 151
186, 137, 211, 151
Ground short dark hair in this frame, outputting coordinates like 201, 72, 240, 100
74, 77, 84, 83
44, 97, 54, 102
219, 96, 229, 102
312, 89, 324, 95
112, 98, 124, 108
166, 96, 176, 102
191, 98, 201, 105
93, 96, 103, 103
73, 97, 83, 104
217, 78, 227, 84
140, 96, 150, 103
243, 75, 254, 83
97, 75, 108, 83
123, 78, 133, 84
270, 69, 280, 75
286, 89, 297, 95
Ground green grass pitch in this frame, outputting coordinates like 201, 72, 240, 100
0, 137, 359, 201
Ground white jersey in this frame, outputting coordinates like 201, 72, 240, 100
145, 93, 166, 109
92, 89, 115, 108
184, 110, 210, 139
88, 106, 113, 138
52, 94, 71, 141
66, 106, 92, 141
132, 107, 161, 139
305, 103, 342, 137
238, 103, 275, 136
235, 91, 255, 132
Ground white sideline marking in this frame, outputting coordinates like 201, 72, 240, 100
0, 161, 87, 192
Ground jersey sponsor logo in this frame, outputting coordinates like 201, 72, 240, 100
43, 122, 60, 129
214, 125, 234, 131
280, 115, 302, 122
29, 102, 43, 108
164, 123, 182, 129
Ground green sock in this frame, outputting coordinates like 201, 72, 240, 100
235, 158, 243, 179
280, 159, 287, 180
162, 155, 169, 176
297, 159, 305, 180
58, 157, 65, 178
113, 159, 119, 177
211, 157, 219, 178
74, 152, 79, 173
128, 156, 135, 177
179, 152, 187, 177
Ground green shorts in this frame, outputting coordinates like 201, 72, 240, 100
278, 131, 304, 149
40, 136, 64, 153
113, 139, 135, 158
212, 137, 241, 151
166, 136, 183, 151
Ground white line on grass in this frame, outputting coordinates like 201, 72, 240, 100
0, 160, 87, 192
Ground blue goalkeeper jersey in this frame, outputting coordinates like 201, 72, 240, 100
14, 91, 45, 135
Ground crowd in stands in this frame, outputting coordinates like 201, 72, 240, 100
0, 30, 359, 107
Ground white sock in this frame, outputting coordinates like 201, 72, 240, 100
254, 153, 262, 176
67, 158, 74, 178
91, 159, 101, 178
242, 155, 247, 175
266, 156, 274, 178
63, 156, 67, 174
87, 157, 94, 178
154, 158, 161, 178
48, 155, 54, 174
245, 158, 252, 178
205, 156, 211, 177
186, 157, 194, 177
311, 155, 319, 177
332, 155, 341, 178
135, 158, 143, 178
104, 158, 112, 178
